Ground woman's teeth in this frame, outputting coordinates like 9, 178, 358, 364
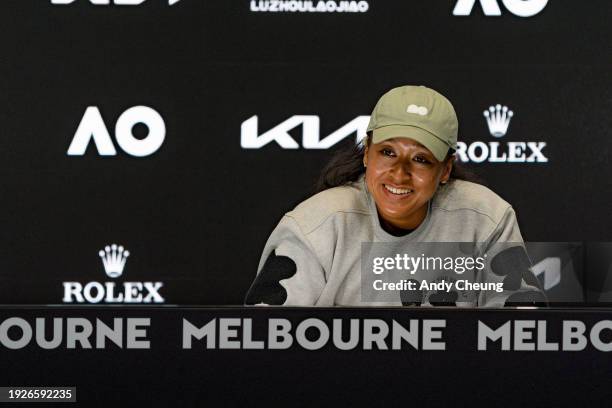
384, 185, 413, 195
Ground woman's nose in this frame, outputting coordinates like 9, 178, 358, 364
389, 161, 412, 182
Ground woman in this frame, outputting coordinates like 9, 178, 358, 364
245, 85, 544, 307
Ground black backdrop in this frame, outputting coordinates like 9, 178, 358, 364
1, 0, 611, 304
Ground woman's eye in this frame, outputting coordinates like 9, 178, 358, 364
381, 149, 395, 157
414, 156, 431, 164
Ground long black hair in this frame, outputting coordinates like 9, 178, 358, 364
314, 134, 483, 194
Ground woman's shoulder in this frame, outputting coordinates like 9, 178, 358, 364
432, 179, 513, 225
286, 180, 371, 234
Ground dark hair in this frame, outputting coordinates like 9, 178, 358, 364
314, 134, 483, 194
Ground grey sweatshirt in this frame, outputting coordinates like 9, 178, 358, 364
246, 176, 543, 307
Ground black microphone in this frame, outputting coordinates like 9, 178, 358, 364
428, 289, 459, 306
400, 279, 423, 306
490, 246, 532, 291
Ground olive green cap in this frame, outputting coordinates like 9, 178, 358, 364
367, 85, 458, 161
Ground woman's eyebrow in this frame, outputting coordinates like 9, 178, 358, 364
377, 143, 395, 149
378, 141, 431, 153
400, 145, 430, 153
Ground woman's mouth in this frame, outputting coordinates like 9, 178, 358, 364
383, 184, 414, 196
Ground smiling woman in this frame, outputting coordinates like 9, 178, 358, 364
363, 138, 452, 234
245, 85, 544, 307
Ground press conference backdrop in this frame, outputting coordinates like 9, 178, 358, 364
0, 0, 611, 305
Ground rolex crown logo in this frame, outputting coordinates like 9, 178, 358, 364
483, 104, 514, 138
99, 244, 130, 278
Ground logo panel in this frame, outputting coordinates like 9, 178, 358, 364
66, 106, 165, 157
250, 0, 369, 13
453, 0, 548, 17
62, 243, 165, 304
51, 0, 182, 5
455, 103, 548, 163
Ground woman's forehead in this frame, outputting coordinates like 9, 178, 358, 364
374, 137, 428, 150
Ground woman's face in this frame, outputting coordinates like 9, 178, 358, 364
364, 137, 452, 231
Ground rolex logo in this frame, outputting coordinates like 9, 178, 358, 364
483, 104, 514, 137
456, 103, 547, 163
63, 243, 165, 304
99, 244, 130, 278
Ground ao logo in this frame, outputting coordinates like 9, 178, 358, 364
453, 0, 548, 17
67, 106, 165, 157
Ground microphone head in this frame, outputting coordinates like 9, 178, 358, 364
400, 279, 423, 306
491, 246, 532, 291
428, 290, 459, 306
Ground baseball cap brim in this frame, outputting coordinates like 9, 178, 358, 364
371, 125, 450, 162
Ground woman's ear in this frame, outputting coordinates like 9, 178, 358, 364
440, 155, 454, 183
362, 133, 371, 168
